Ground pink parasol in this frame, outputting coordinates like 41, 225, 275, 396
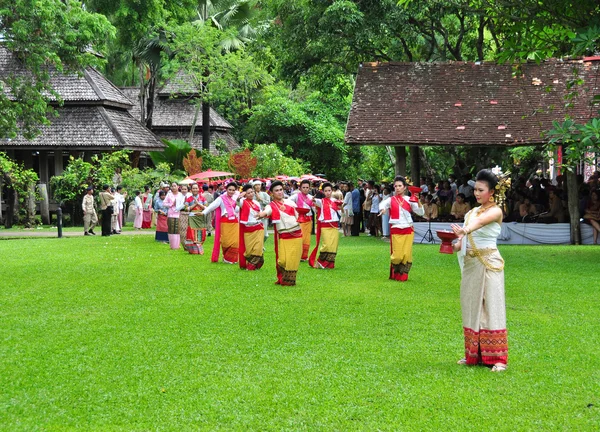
188, 170, 234, 180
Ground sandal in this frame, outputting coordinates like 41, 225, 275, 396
457, 358, 467, 365
491, 363, 507, 372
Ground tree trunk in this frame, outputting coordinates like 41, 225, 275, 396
145, 74, 156, 129
410, 146, 420, 184
189, 103, 201, 146
202, 101, 211, 152
566, 170, 581, 245
394, 145, 407, 176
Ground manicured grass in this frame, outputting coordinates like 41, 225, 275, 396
0, 235, 598, 430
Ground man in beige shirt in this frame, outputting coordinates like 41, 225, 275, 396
82, 186, 98, 235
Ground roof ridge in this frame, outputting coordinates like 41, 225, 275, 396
97, 106, 127, 146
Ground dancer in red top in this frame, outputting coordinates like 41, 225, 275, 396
289, 179, 314, 261
379, 176, 424, 281
237, 184, 265, 270
309, 182, 343, 269
259, 181, 303, 285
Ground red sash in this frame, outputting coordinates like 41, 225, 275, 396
240, 199, 260, 224
390, 195, 412, 219
270, 201, 295, 222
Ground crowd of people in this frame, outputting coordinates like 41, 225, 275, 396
81, 169, 514, 372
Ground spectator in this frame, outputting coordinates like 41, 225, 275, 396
82, 186, 97, 236
451, 193, 471, 221
519, 197, 537, 222
421, 193, 438, 221
583, 189, 600, 245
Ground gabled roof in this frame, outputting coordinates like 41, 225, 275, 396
0, 46, 132, 109
120, 87, 233, 130
1, 106, 165, 151
157, 70, 197, 97
345, 60, 600, 146
0, 45, 164, 151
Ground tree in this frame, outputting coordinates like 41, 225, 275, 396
250, 143, 307, 178
168, 22, 271, 151
0, 0, 114, 140
0, 152, 39, 227
244, 84, 356, 179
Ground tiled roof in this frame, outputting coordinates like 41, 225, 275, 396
0, 106, 165, 151
345, 60, 600, 146
120, 87, 233, 129
157, 70, 198, 96
0, 46, 132, 108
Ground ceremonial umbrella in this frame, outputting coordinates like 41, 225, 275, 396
187, 170, 235, 180
179, 178, 196, 185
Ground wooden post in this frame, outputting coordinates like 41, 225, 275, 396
410, 146, 420, 184
39, 151, 49, 184
38, 183, 50, 225
394, 145, 407, 176
566, 170, 581, 245
54, 149, 64, 176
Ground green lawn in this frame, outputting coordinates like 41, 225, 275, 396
0, 235, 598, 430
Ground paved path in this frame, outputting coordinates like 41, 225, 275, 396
0, 229, 155, 238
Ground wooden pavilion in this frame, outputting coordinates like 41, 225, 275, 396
345, 58, 600, 180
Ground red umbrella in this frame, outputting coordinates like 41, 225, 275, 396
188, 170, 235, 180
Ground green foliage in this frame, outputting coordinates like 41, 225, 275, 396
149, 139, 192, 171
49, 156, 94, 204
92, 149, 132, 188
0, 0, 115, 139
547, 118, 600, 170
119, 163, 175, 197
249, 143, 307, 178
198, 149, 231, 172
167, 22, 272, 122
0, 153, 40, 224
244, 85, 353, 179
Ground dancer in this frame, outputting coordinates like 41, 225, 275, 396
153, 190, 169, 243
184, 183, 208, 254
163, 182, 185, 250
141, 186, 153, 229
202, 182, 240, 264
253, 180, 270, 242
451, 169, 508, 372
309, 182, 342, 269
289, 179, 314, 260
237, 184, 265, 270
133, 190, 143, 230
259, 181, 303, 286
379, 176, 424, 281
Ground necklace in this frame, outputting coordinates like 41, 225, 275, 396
274, 199, 287, 211
477, 203, 496, 215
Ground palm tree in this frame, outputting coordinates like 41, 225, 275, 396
193, 0, 263, 150
133, 29, 173, 129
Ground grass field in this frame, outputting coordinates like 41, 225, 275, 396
0, 234, 598, 430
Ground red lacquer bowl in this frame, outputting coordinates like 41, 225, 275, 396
408, 186, 422, 202
436, 230, 458, 254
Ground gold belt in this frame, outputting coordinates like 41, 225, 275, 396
466, 248, 497, 258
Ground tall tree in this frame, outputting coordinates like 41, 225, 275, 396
0, 0, 114, 139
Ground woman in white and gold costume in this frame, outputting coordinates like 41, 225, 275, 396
451, 169, 508, 372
